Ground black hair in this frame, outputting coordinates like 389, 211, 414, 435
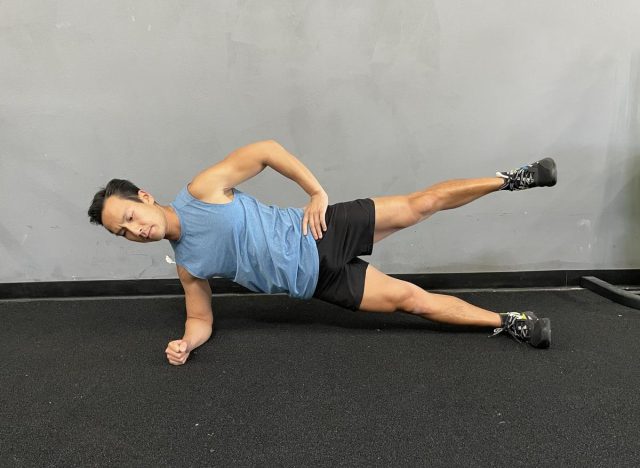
87, 179, 144, 226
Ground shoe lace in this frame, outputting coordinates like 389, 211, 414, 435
506, 166, 535, 190
490, 312, 531, 343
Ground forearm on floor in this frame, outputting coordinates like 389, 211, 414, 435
182, 317, 214, 350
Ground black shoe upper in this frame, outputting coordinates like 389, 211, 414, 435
533, 157, 557, 187
492, 311, 551, 349
498, 157, 557, 191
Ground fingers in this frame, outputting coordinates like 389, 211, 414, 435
166, 350, 188, 365
309, 211, 319, 240
303, 192, 329, 240
307, 211, 319, 240
320, 208, 327, 232
312, 209, 327, 240
303, 208, 328, 240
165, 340, 190, 366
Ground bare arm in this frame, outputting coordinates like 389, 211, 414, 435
192, 140, 329, 238
193, 140, 324, 195
261, 141, 329, 239
165, 266, 214, 366
180, 266, 214, 348
262, 140, 325, 198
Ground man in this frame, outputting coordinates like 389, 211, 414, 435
88, 140, 557, 366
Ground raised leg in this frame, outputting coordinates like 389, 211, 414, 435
359, 264, 501, 327
372, 177, 504, 243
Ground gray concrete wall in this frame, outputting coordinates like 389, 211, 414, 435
2, 0, 639, 282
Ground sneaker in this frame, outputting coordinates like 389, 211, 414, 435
497, 157, 557, 191
491, 311, 551, 348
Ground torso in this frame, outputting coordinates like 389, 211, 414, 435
175, 178, 235, 281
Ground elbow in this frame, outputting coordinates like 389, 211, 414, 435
260, 139, 283, 166
262, 139, 283, 154
263, 139, 281, 148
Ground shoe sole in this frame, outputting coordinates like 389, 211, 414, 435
530, 318, 551, 348
537, 158, 557, 187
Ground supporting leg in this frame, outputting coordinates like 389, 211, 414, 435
359, 264, 501, 328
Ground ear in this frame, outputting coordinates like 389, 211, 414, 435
138, 189, 155, 205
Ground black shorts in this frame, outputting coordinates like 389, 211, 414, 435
312, 198, 375, 311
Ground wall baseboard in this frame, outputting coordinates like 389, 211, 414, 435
2, 270, 640, 299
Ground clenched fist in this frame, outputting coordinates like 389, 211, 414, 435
165, 339, 191, 366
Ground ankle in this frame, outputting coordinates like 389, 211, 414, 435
496, 175, 510, 191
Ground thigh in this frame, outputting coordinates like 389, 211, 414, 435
371, 193, 436, 243
358, 264, 417, 313
313, 258, 369, 311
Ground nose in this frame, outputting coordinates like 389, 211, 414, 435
127, 222, 142, 238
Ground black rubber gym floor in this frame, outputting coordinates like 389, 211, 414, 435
2, 288, 639, 467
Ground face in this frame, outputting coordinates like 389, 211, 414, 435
102, 191, 167, 243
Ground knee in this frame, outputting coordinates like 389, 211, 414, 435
367, 280, 416, 314
411, 191, 440, 218
397, 283, 426, 314
399, 283, 437, 317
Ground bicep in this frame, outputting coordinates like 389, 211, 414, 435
178, 266, 214, 323
194, 140, 274, 191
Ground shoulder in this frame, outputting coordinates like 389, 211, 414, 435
186, 178, 235, 204
188, 140, 273, 202
177, 264, 209, 288
177, 264, 197, 282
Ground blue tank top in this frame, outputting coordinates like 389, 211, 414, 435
168, 185, 319, 299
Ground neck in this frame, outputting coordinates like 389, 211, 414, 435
159, 205, 181, 241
